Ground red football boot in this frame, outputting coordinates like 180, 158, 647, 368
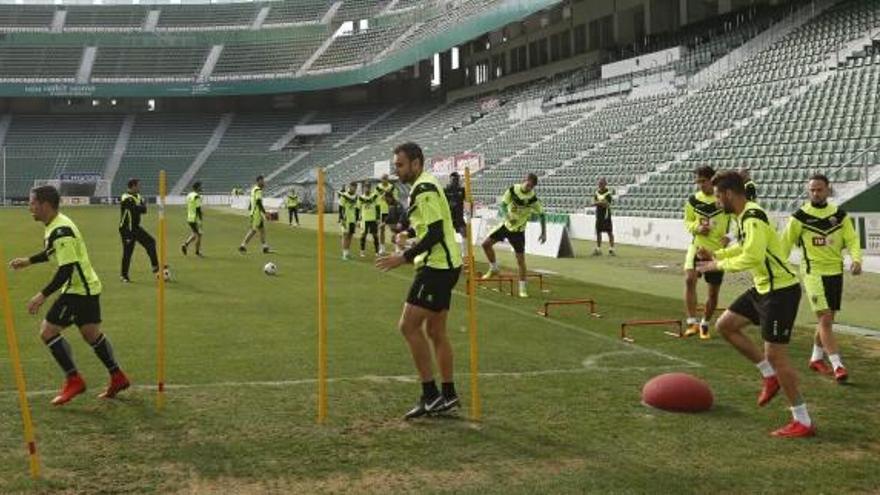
51, 374, 86, 406
809, 360, 832, 375
771, 420, 816, 438
833, 366, 848, 383
98, 370, 131, 399
757, 375, 780, 407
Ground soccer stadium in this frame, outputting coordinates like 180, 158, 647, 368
0, 0, 879, 492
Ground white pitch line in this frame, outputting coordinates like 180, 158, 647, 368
3, 362, 699, 398
581, 350, 642, 369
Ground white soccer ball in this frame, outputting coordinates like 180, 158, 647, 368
263, 262, 278, 276
162, 267, 172, 282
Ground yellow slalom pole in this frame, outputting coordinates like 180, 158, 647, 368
0, 246, 41, 479
316, 168, 328, 424
464, 167, 481, 421
157, 170, 167, 410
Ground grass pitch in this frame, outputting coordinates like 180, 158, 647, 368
0, 206, 878, 494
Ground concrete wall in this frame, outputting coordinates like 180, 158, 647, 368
842, 181, 880, 213
566, 212, 880, 269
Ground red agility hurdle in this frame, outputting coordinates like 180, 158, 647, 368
620, 319, 683, 343
525, 272, 548, 292
538, 299, 600, 318
472, 276, 516, 297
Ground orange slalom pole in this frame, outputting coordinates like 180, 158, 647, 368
464, 167, 481, 421
0, 246, 41, 478
157, 170, 167, 410
316, 169, 328, 424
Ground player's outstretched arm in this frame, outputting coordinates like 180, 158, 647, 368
9, 258, 32, 270
10, 247, 53, 270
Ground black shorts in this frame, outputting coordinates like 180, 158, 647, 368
701, 270, 724, 286
821, 274, 842, 312
188, 222, 200, 234
489, 225, 526, 254
45, 294, 102, 328
805, 273, 843, 312
685, 247, 724, 286
407, 267, 462, 312
381, 213, 389, 223
363, 221, 378, 235
728, 284, 801, 344
346, 222, 356, 235
596, 218, 613, 233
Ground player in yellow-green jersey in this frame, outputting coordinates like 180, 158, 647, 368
683, 166, 733, 339
285, 190, 300, 226
181, 181, 203, 257
8, 185, 130, 406
697, 171, 813, 438
239, 175, 272, 254
481, 174, 547, 298
781, 174, 862, 383
338, 183, 359, 260
376, 174, 398, 255
376, 142, 462, 419
357, 182, 381, 257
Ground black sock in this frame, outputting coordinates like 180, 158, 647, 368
46, 335, 77, 377
442, 382, 457, 398
421, 380, 439, 400
91, 334, 120, 373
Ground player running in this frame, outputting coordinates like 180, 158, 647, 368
481, 174, 546, 298
9, 185, 130, 405
781, 174, 861, 383
697, 171, 813, 438
181, 181, 203, 257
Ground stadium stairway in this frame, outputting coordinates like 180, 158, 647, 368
171, 113, 233, 194
321, 100, 450, 184
320, 2, 344, 25
102, 114, 136, 188
297, 30, 339, 75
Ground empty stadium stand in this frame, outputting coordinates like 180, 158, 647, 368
0, 0, 877, 224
